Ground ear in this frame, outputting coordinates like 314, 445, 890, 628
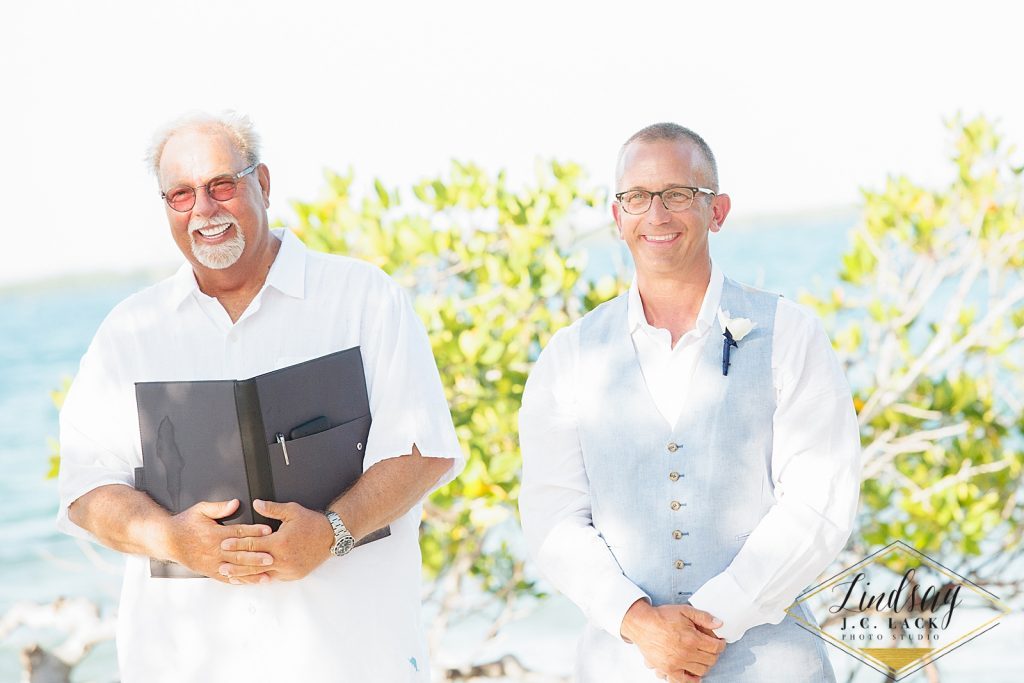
257, 163, 271, 208
611, 200, 625, 240
709, 193, 731, 234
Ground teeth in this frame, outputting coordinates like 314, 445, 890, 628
645, 233, 677, 242
197, 224, 230, 238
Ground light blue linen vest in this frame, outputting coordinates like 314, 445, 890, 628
575, 278, 834, 683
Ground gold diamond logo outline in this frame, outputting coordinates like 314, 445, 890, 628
786, 541, 1011, 680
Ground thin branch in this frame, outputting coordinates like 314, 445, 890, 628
890, 403, 944, 421
859, 250, 985, 425
861, 424, 968, 480
930, 282, 1024, 374
911, 459, 1014, 504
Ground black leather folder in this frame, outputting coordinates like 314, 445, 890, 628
134, 346, 389, 578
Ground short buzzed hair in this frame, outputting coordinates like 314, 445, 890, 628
145, 110, 261, 177
616, 122, 719, 191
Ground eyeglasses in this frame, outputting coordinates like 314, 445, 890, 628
614, 186, 717, 215
161, 163, 259, 213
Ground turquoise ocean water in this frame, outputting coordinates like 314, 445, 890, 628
16, 213, 1018, 682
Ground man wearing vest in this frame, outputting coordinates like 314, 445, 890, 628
519, 123, 861, 682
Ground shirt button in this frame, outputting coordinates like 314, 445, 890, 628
672, 530, 683, 540
667, 442, 679, 453
674, 560, 685, 570
670, 501, 681, 511
669, 471, 680, 481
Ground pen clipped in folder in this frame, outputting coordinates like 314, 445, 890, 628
276, 415, 331, 466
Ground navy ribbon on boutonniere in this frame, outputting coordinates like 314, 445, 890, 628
718, 310, 757, 377
722, 329, 738, 376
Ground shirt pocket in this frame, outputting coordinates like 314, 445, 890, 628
274, 355, 315, 371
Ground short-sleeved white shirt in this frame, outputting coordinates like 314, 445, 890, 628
57, 228, 464, 683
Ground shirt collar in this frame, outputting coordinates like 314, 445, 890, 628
627, 260, 724, 337
164, 228, 306, 310
264, 228, 307, 300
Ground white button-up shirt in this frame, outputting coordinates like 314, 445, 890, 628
57, 229, 464, 683
519, 262, 861, 644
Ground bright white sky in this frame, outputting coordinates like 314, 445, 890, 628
3, 0, 1022, 285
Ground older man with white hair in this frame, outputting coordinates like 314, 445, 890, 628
57, 111, 463, 682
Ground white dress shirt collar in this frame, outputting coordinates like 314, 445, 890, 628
626, 260, 725, 341
164, 228, 306, 310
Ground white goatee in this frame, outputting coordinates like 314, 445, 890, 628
188, 215, 245, 270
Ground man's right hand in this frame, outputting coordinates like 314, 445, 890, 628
167, 499, 273, 584
620, 599, 726, 682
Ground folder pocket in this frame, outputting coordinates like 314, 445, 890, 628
266, 413, 371, 512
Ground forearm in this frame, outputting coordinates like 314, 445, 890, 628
518, 338, 647, 638
531, 514, 649, 636
690, 380, 861, 638
687, 305, 863, 641
689, 503, 852, 641
329, 444, 452, 540
67, 483, 175, 559
215, 446, 451, 581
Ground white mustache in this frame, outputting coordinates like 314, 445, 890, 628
188, 214, 235, 235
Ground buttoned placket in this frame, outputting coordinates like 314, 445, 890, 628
667, 438, 693, 600
643, 325, 704, 600
225, 328, 242, 377
625, 275, 724, 605
192, 285, 273, 378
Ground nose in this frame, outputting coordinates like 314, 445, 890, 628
645, 194, 672, 224
191, 185, 220, 216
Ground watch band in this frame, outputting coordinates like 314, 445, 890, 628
324, 510, 355, 557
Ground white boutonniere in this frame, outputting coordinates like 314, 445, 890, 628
718, 309, 757, 376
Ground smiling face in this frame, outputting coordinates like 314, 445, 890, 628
158, 127, 273, 279
613, 139, 730, 283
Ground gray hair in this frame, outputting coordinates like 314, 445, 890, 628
616, 122, 719, 191
145, 110, 261, 176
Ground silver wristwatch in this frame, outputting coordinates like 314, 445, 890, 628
324, 510, 355, 557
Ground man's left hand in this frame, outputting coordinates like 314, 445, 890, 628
219, 499, 334, 582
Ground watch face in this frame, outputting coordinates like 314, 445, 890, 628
326, 511, 355, 556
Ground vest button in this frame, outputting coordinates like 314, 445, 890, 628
667, 442, 679, 453
672, 530, 683, 540
670, 501, 681, 511
669, 471, 680, 481
674, 560, 685, 570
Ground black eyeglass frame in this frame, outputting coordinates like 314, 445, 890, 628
614, 185, 718, 215
160, 162, 260, 213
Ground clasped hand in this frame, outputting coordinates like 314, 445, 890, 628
621, 600, 727, 682
171, 498, 333, 585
